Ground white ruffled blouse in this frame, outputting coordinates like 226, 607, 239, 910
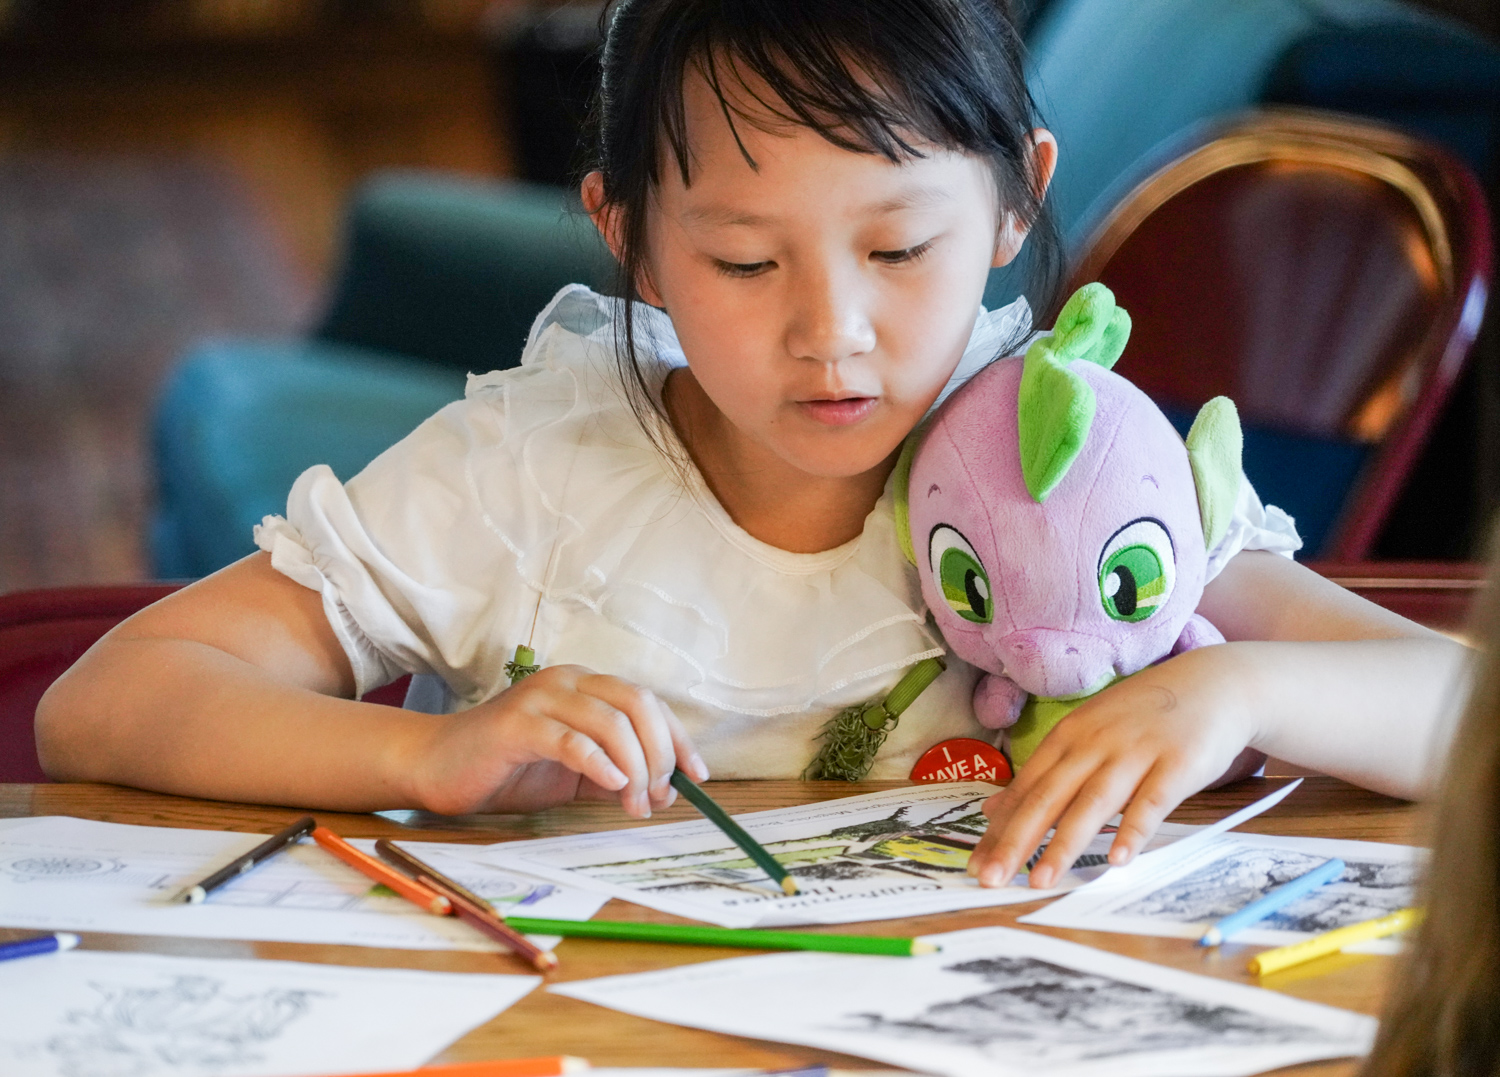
255, 285, 1301, 780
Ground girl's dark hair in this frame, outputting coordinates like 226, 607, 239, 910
587, 0, 1063, 448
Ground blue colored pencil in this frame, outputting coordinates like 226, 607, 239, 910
0, 932, 79, 963
1200, 857, 1346, 946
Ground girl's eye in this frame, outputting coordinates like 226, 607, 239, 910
1097, 518, 1175, 623
871, 240, 933, 265
929, 525, 993, 624
714, 259, 773, 278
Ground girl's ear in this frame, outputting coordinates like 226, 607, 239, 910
992, 128, 1059, 269
581, 171, 665, 306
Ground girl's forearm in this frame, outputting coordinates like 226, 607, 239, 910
37, 636, 441, 812
1241, 636, 1471, 799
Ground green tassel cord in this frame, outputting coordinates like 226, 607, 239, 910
803, 657, 946, 781
504, 645, 541, 685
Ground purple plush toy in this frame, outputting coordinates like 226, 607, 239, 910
896, 284, 1248, 770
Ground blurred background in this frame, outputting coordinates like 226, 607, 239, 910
0, 0, 1497, 595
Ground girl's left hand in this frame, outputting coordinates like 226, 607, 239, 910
966, 642, 1260, 889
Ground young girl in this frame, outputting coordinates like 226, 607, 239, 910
1360, 549, 1499, 1076
37, 0, 1467, 890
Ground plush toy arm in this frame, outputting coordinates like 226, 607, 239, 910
1170, 612, 1226, 655
973, 673, 1028, 730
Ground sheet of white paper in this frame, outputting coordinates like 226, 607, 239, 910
1087, 778, 1303, 889
0, 948, 536, 1077
552, 925, 1376, 1077
1020, 830, 1422, 954
481, 784, 1199, 928
0, 817, 609, 951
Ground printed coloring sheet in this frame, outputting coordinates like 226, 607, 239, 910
481, 783, 1210, 928
552, 925, 1376, 1077
0, 948, 536, 1077
1020, 830, 1421, 953
0, 816, 608, 951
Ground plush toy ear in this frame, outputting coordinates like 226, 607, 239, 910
1049, 282, 1132, 371
891, 433, 919, 566
1018, 336, 1096, 502
1185, 396, 1244, 550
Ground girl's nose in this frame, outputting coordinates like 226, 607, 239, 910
784, 267, 877, 363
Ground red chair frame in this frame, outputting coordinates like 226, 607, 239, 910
1068, 108, 1492, 559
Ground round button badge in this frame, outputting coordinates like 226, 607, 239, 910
909, 737, 1013, 785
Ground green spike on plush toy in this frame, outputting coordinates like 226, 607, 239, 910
1017, 284, 1132, 503
892, 434, 920, 566
505, 645, 541, 685
1185, 396, 1244, 550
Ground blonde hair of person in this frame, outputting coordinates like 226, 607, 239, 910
1361, 550, 1497, 1076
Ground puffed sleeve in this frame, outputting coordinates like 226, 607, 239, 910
253, 394, 528, 701
1203, 475, 1304, 582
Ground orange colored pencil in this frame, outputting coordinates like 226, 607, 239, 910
310, 826, 451, 915
298, 1055, 588, 1077
375, 839, 559, 972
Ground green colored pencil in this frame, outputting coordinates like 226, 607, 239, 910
669, 768, 800, 895
504, 916, 939, 956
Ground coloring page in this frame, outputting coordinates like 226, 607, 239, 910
552, 925, 1375, 1077
0, 949, 536, 1077
0, 817, 608, 951
481, 784, 1208, 928
1020, 831, 1422, 953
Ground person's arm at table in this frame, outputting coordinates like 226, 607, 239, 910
969, 551, 1471, 888
35, 552, 703, 816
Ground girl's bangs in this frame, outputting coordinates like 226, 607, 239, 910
650, 7, 1006, 185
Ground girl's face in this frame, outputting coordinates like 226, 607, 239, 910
590, 70, 1055, 483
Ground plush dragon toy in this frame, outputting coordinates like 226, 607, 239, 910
896, 283, 1249, 771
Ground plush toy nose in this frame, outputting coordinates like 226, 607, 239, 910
992, 628, 1117, 700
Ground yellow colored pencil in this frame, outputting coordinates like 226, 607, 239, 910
1248, 907, 1423, 976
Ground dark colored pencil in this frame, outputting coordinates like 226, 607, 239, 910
374, 839, 559, 972
172, 815, 316, 904
669, 769, 799, 896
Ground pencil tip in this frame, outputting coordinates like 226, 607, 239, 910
1199, 930, 1221, 948
781, 877, 800, 895
559, 1057, 591, 1074
536, 951, 561, 972
911, 940, 940, 955
56, 933, 80, 951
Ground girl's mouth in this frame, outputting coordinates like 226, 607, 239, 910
798, 397, 877, 425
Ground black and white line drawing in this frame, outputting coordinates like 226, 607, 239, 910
844, 956, 1324, 1065
1, 855, 125, 882
27, 975, 318, 1077
1115, 848, 1416, 933
576, 798, 988, 896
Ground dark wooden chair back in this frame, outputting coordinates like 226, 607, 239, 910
1068, 109, 1492, 559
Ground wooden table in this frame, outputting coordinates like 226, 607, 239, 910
0, 778, 1420, 1074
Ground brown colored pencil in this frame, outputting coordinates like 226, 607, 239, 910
375, 839, 559, 972
311, 826, 451, 915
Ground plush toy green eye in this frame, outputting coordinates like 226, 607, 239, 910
1098, 518, 1175, 622
929, 525, 993, 624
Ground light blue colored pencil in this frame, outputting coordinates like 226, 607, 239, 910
1199, 857, 1346, 947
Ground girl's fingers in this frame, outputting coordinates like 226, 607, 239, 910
972, 749, 1104, 887
1026, 758, 1152, 888
577, 674, 680, 809
529, 715, 630, 794
543, 686, 657, 816
1108, 761, 1205, 864
661, 703, 709, 783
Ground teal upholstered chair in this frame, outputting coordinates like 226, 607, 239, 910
153, 0, 1499, 577
152, 176, 615, 577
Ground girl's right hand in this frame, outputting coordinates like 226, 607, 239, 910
405, 665, 708, 817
